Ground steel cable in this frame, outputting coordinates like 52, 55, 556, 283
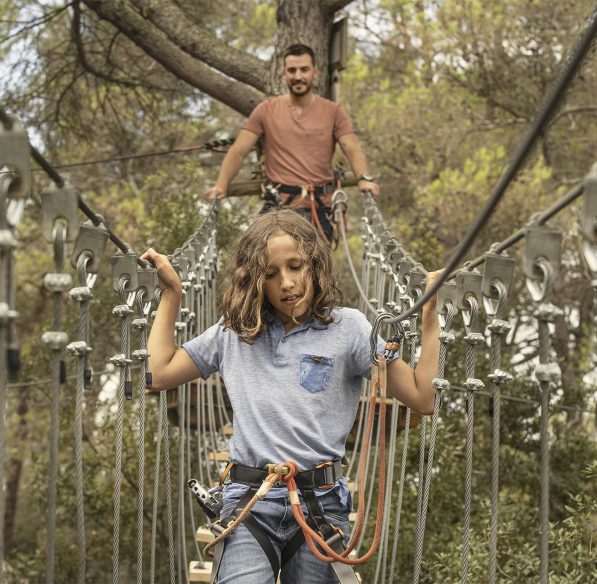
413, 302, 456, 583
46, 222, 67, 584
134, 293, 149, 584
112, 278, 132, 584
460, 297, 483, 584
386, 310, 418, 584
70, 253, 93, 584
486, 291, 511, 584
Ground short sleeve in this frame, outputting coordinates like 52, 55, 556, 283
349, 310, 398, 380
333, 105, 355, 140
243, 100, 267, 137
182, 319, 224, 378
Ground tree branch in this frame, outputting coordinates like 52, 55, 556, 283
132, 0, 268, 93
81, 0, 264, 116
549, 106, 597, 127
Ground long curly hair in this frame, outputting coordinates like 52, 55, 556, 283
220, 210, 342, 343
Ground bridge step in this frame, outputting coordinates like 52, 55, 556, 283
359, 395, 395, 406
222, 423, 233, 436
208, 450, 229, 462
196, 526, 215, 543
189, 561, 212, 582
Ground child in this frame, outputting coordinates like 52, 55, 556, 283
142, 209, 440, 584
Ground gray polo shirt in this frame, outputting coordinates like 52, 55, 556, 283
183, 307, 394, 499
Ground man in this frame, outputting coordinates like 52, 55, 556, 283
205, 43, 379, 241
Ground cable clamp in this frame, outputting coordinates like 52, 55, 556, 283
534, 302, 563, 323
180, 307, 190, 318
464, 332, 485, 345
68, 286, 93, 302
44, 272, 73, 293
464, 377, 485, 391
132, 317, 148, 329
187, 311, 196, 322
0, 302, 18, 324
41, 331, 69, 350
175, 321, 186, 331
534, 362, 561, 383
487, 319, 511, 335
132, 349, 149, 361
488, 369, 513, 384
66, 340, 90, 357
439, 331, 456, 344
405, 330, 419, 340
432, 378, 450, 391
0, 229, 17, 250
109, 353, 132, 367
112, 304, 134, 317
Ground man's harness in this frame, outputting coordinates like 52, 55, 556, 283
261, 177, 347, 248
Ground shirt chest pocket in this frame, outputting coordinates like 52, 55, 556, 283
299, 354, 335, 393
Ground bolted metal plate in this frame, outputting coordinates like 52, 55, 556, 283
0, 116, 31, 200
41, 185, 80, 243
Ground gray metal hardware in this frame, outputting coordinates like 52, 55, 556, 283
41, 185, 80, 243
0, 116, 31, 199
456, 267, 483, 313
436, 281, 457, 315
111, 251, 139, 292
71, 222, 110, 273
136, 265, 158, 301
523, 225, 561, 301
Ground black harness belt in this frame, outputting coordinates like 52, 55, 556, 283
209, 460, 359, 584
277, 182, 335, 197
230, 459, 343, 489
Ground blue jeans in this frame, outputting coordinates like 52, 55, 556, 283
216, 489, 352, 583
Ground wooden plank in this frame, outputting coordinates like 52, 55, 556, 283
222, 424, 233, 436
208, 450, 229, 462
359, 395, 395, 406
196, 526, 215, 543
189, 561, 213, 582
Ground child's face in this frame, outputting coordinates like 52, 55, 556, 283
263, 232, 312, 330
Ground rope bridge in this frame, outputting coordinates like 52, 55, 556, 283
1, 112, 596, 582
1, 9, 596, 582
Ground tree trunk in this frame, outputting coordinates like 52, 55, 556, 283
269, 0, 335, 97
82, 0, 353, 114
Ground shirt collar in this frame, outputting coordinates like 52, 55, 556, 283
264, 310, 328, 331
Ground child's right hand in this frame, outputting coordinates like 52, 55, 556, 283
140, 248, 182, 294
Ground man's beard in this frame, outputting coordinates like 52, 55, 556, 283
288, 81, 312, 96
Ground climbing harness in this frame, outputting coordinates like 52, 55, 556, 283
260, 176, 345, 247
189, 353, 398, 583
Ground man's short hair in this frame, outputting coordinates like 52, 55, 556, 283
283, 44, 316, 66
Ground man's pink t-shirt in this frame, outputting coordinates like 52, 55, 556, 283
243, 94, 355, 186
